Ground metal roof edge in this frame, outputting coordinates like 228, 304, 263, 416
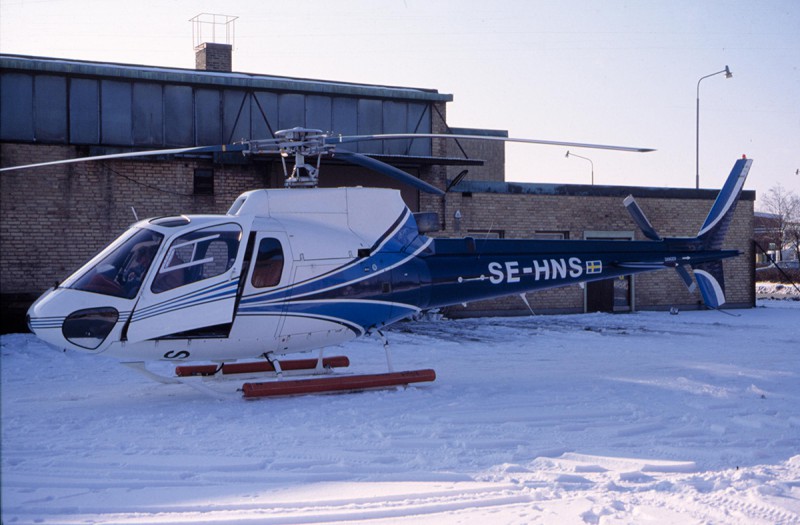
448, 127, 509, 137
452, 179, 756, 201
0, 54, 454, 102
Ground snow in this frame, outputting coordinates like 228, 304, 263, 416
2, 300, 800, 524
757, 281, 800, 300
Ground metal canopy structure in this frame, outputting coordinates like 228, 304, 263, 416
0, 55, 453, 158
190, 13, 238, 48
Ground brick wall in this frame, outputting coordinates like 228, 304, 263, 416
445, 131, 506, 183
0, 143, 268, 330
194, 43, 233, 72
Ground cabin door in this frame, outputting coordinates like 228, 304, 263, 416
235, 232, 294, 345
126, 223, 246, 342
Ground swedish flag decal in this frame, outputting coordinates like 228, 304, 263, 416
586, 260, 603, 274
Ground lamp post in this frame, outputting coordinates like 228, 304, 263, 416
696, 65, 732, 189
565, 150, 594, 185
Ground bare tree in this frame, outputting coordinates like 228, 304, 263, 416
787, 215, 800, 263
759, 184, 800, 261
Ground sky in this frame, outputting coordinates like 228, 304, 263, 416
1, 0, 798, 206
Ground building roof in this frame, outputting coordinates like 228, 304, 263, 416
0, 54, 453, 103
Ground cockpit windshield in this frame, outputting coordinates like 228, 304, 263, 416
67, 229, 164, 299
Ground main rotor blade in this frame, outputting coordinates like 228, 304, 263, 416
326, 133, 655, 153
0, 144, 249, 172
333, 150, 445, 196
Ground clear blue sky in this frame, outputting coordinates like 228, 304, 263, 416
1, 0, 798, 205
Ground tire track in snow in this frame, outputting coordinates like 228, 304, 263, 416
4, 481, 533, 524
477, 452, 800, 524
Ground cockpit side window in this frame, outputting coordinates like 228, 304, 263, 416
70, 229, 164, 299
251, 238, 284, 288
151, 223, 242, 293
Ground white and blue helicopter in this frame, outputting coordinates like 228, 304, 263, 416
3, 129, 751, 397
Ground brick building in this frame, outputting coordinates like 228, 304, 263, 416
0, 51, 755, 332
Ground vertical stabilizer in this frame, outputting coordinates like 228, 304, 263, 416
690, 158, 752, 308
696, 158, 752, 250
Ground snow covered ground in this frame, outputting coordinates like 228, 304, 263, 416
2, 298, 799, 524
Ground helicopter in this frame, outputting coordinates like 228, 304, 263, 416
5, 128, 752, 398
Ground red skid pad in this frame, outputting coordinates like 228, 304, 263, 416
241, 369, 436, 398
175, 356, 350, 377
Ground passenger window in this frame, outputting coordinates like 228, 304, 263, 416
252, 238, 284, 288
152, 223, 241, 293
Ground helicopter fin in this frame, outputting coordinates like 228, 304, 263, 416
674, 264, 697, 294
692, 261, 726, 308
696, 157, 752, 250
622, 158, 752, 309
623, 195, 661, 241
690, 157, 753, 308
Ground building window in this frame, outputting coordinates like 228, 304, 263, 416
193, 168, 214, 195
533, 231, 569, 240
467, 229, 505, 239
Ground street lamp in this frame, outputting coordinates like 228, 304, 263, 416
696, 65, 732, 189
565, 150, 594, 185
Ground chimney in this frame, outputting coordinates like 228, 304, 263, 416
190, 13, 237, 73
195, 42, 232, 72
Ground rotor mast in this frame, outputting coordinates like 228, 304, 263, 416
246, 127, 330, 189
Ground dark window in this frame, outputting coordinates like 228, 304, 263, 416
194, 168, 214, 195
533, 231, 569, 240
467, 229, 505, 239
251, 238, 284, 288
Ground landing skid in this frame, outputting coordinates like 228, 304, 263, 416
175, 356, 350, 377
242, 369, 436, 399
125, 341, 437, 399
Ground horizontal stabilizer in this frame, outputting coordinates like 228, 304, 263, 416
623, 195, 661, 240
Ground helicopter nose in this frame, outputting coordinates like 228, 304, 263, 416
26, 289, 119, 351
